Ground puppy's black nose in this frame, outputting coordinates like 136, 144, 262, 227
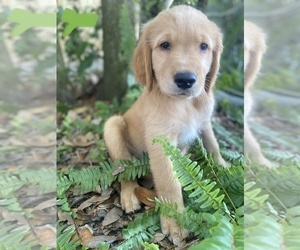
174, 72, 196, 89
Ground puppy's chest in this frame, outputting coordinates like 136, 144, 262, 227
177, 114, 203, 149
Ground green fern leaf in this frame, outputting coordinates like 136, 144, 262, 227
57, 223, 80, 250
189, 214, 234, 250
153, 136, 224, 210
118, 154, 150, 181
117, 211, 160, 250
0, 221, 37, 249
245, 182, 269, 210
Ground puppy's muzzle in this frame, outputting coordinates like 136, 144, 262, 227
174, 72, 196, 90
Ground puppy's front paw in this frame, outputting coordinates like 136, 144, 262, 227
218, 156, 229, 168
160, 216, 189, 246
257, 155, 274, 168
121, 185, 141, 213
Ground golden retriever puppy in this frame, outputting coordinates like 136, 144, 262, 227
244, 21, 272, 167
104, 5, 226, 243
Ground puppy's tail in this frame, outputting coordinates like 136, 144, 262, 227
103, 115, 131, 161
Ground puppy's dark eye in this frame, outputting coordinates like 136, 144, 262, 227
200, 43, 208, 51
160, 42, 171, 50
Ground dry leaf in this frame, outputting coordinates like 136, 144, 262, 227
72, 135, 95, 147
77, 193, 111, 211
26, 133, 56, 147
32, 150, 48, 160
76, 149, 87, 161
134, 187, 156, 207
113, 166, 125, 176
34, 224, 56, 248
73, 106, 89, 114
62, 137, 74, 146
78, 224, 93, 245
66, 110, 78, 122
153, 232, 166, 243
78, 225, 117, 248
102, 207, 123, 226
33, 198, 56, 211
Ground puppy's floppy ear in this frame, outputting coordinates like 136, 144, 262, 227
205, 27, 223, 93
244, 21, 266, 88
132, 25, 154, 92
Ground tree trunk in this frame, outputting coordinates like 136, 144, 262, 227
57, 36, 76, 104
97, 0, 130, 102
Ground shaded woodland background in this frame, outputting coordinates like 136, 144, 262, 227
56, 1, 245, 249
57, 0, 243, 105
1, 0, 299, 249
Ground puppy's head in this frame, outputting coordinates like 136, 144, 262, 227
133, 5, 223, 97
244, 21, 266, 89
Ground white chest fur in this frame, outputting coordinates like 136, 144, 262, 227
177, 123, 200, 149
176, 97, 213, 150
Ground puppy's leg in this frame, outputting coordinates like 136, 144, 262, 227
244, 122, 273, 168
147, 142, 189, 243
104, 115, 141, 212
202, 121, 227, 167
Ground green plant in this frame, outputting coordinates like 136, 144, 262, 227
57, 135, 244, 249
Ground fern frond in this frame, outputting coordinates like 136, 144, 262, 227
57, 173, 72, 198
217, 165, 244, 208
245, 212, 282, 249
153, 136, 225, 210
247, 165, 300, 208
244, 182, 269, 211
0, 167, 56, 197
0, 197, 23, 212
284, 206, 300, 248
0, 173, 23, 197
212, 122, 243, 151
250, 123, 298, 152
0, 222, 37, 249
57, 198, 74, 215
57, 159, 116, 195
20, 167, 56, 194
221, 148, 244, 165
118, 154, 150, 181
155, 198, 208, 237
189, 213, 235, 250
263, 149, 300, 164
57, 223, 80, 250
116, 211, 160, 250
141, 242, 160, 250
58, 155, 150, 196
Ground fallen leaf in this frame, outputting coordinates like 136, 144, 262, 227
34, 224, 56, 248
87, 235, 117, 248
78, 224, 117, 248
102, 207, 123, 226
77, 193, 111, 211
26, 133, 56, 147
78, 224, 93, 245
61, 137, 74, 146
153, 232, 165, 243
57, 210, 75, 225
134, 187, 156, 207
33, 198, 56, 211
2, 210, 28, 224
72, 135, 95, 147
31, 150, 48, 160
113, 166, 125, 176
76, 149, 87, 161
66, 110, 78, 122
73, 106, 89, 115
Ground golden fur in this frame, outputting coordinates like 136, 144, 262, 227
244, 21, 272, 167
104, 5, 226, 242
